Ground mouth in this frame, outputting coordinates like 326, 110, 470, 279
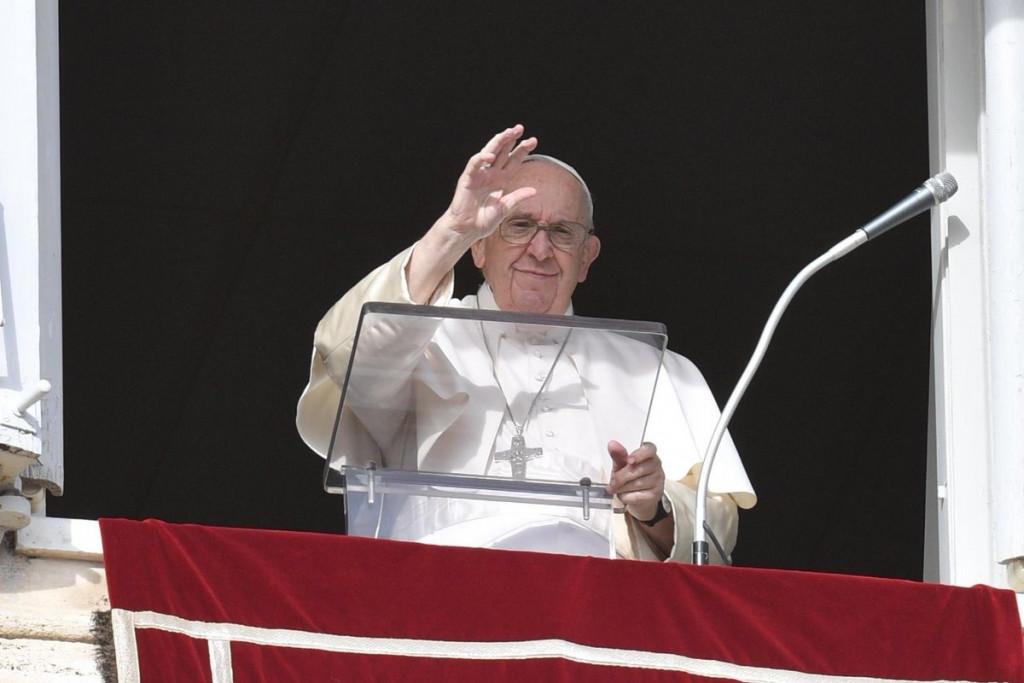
513, 268, 557, 279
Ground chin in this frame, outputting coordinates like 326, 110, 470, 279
510, 301, 550, 314
511, 293, 560, 314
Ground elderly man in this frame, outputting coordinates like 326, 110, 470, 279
297, 125, 755, 562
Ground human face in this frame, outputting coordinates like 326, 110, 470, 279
471, 161, 600, 314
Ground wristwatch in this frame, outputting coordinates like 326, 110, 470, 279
635, 497, 670, 527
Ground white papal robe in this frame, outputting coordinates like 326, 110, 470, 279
297, 244, 756, 562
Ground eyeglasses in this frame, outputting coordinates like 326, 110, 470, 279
498, 217, 594, 252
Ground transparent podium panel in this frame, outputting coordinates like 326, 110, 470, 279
323, 302, 668, 557
336, 466, 618, 558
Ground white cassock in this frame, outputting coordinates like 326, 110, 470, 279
297, 244, 757, 562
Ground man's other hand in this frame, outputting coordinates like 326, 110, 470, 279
607, 440, 667, 523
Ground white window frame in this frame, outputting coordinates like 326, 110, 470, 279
3, 2, 1022, 603
0, 0, 85, 557
925, 0, 1024, 616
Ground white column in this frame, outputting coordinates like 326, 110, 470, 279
983, 0, 1024, 586
926, 0, 1024, 596
925, 1, 992, 587
0, 0, 63, 494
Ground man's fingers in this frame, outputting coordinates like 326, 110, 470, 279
461, 126, 531, 186
462, 151, 497, 180
611, 456, 661, 480
607, 441, 663, 496
498, 186, 537, 213
481, 126, 516, 155
611, 472, 662, 495
609, 461, 662, 489
608, 440, 630, 470
491, 124, 524, 161
611, 446, 660, 478
460, 127, 517, 180
617, 490, 661, 507
503, 136, 538, 170
628, 442, 658, 465
484, 125, 524, 163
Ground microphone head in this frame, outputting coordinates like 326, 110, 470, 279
924, 172, 958, 203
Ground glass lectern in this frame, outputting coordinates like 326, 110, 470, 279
323, 302, 667, 558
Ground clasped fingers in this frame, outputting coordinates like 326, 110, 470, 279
607, 444, 663, 492
608, 455, 665, 496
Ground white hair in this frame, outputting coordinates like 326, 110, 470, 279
522, 154, 595, 230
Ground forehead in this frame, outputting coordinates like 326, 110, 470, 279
507, 162, 587, 223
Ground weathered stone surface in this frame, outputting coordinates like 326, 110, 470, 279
1, 534, 109, 681
0, 637, 104, 681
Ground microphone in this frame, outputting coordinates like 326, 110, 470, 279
861, 172, 958, 240
692, 171, 958, 565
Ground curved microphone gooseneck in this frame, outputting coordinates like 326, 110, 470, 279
692, 173, 959, 565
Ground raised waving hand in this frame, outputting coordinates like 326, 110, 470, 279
407, 125, 538, 303
443, 124, 538, 240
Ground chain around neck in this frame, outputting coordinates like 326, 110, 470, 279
475, 301, 572, 436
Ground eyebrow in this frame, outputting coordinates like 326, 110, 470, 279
505, 212, 585, 227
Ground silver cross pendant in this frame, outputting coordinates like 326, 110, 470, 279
494, 434, 543, 480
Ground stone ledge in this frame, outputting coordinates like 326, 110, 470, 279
0, 610, 96, 643
0, 538, 109, 640
0, 637, 103, 682
16, 517, 103, 561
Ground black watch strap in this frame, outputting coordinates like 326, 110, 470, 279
637, 498, 670, 527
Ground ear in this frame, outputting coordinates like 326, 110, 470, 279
470, 239, 486, 269
576, 234, 601, 283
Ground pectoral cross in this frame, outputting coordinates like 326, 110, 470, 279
494, 434, 543, 480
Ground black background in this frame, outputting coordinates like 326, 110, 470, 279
53, 2, 931, 578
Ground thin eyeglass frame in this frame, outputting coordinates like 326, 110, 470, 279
498, 217, 595, 252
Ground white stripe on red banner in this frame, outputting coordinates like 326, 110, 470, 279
110, 608, 1011, 683
208, 638, 233, 683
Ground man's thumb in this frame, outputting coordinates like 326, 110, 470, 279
608, 440, 629, 469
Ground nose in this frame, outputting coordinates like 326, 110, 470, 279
525, 226, 556, 260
